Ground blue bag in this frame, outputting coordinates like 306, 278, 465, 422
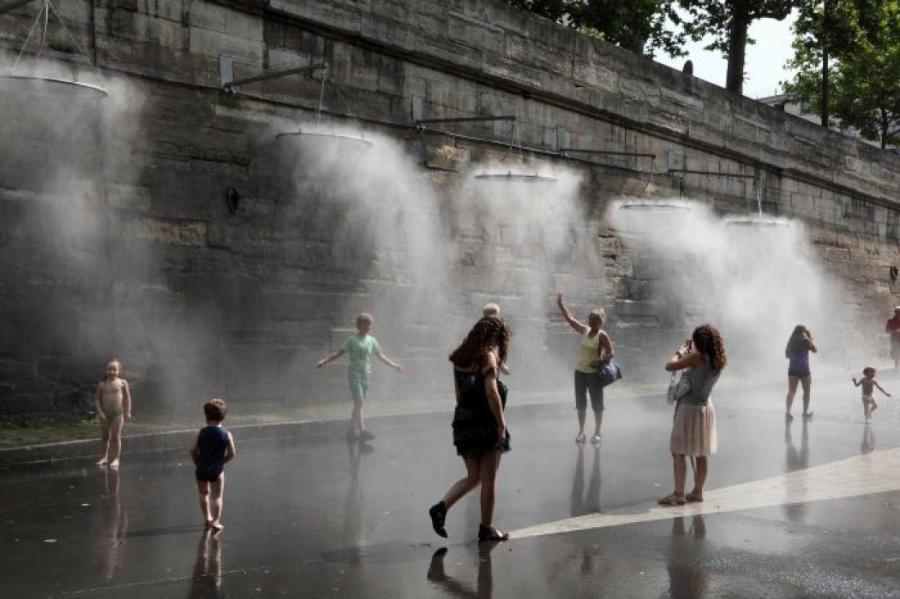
596, 360, 623, 387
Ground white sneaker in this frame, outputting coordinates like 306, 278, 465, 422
575, 433, 586, 444
590, 434, 601, 445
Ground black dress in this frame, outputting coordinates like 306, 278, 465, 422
452, 367, 511, 458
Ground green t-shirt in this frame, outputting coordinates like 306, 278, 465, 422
342, 334, 381, 375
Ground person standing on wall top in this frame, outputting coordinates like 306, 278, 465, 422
785, 325, 818, 421
885, 307, 900, 373
556, 293, 614, 445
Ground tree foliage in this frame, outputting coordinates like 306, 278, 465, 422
664, 0, 795, 93
504, 0, 686, 56
784, 0, 900, 148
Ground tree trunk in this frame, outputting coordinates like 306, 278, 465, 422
726, 12, 750, 94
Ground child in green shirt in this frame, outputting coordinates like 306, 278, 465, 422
316, 313, 404, 440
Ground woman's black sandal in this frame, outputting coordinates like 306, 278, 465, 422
429, 502, 448, 538
478, 524, 509, 542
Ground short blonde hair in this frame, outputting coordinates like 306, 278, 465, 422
356, 313, 374, 327
482, 302, 501, 317
589, 309, 606, 322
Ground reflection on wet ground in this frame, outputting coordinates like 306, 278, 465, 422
3, 381, 900, 597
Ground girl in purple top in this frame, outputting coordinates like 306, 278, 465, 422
785, 325, 818, 421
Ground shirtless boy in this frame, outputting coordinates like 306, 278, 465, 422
95, 359, 132, 468
853, 367, 891, 423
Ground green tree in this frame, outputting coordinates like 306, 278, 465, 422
504, 0, 686, 56
665, 0, 796, 93
784, 0, 900, 148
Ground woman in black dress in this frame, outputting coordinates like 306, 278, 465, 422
429, 316, 511, 542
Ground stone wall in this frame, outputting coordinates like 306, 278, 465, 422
0, 0, 898, 416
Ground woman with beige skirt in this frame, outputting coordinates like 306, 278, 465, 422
658, 324, 727, 506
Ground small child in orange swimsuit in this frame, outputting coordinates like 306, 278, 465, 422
853, 367, 891, 423
95, 359, 132, 468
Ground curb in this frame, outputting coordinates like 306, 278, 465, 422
0, 390, 668, 468
3, 372, 841, 468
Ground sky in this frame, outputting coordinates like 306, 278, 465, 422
654, 12, 798, 99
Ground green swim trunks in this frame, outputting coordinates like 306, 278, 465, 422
101, 405, 124, 419
348, 370, 371, 400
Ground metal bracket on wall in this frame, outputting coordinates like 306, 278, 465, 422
666, 147, 755, 182
668, 169, 756, 179
559, 148, 656, 160
219, 56, 327, 93
413, 114, 517, 171
414, 115, 516, 127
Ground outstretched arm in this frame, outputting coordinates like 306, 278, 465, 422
377, 350, 404, 373
875, 382, 891, 397
315, 349, 345, 368
556, 293, 587, 334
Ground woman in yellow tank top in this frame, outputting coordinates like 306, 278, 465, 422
556, 293, 615, 444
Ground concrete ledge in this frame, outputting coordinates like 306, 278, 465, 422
0, 371, 860, 468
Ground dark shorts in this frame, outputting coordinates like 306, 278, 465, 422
788, 370, 811, 378
574, 370, 604, 412
195, 465, 224, 482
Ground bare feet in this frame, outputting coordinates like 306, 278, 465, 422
96, 457, 109, 467
108, 459, 119, 470
205, 519, 214, 529
210, 521, 224, 533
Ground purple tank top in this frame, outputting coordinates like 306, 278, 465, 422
788, 349, 810, 374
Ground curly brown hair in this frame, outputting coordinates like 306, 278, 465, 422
449, 316, 510, 370
692, 324, 727, 374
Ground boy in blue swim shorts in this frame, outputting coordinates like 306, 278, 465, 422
190, 398, 236, 532
316, 313, 404, 441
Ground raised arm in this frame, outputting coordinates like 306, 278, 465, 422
804, 335, 818, 353
852, 377, 861, 387
482, 352, 507, 442
224, 432, 237, 462
122, 380, 132, 420
665, 343, 703, 372
315, 348, 345, 368
556, 293, 587, 334
377, 349, 404, 373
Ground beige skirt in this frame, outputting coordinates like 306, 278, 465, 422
670, 401, 717, 457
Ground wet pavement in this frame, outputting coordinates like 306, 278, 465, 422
4, 379, 900, 598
